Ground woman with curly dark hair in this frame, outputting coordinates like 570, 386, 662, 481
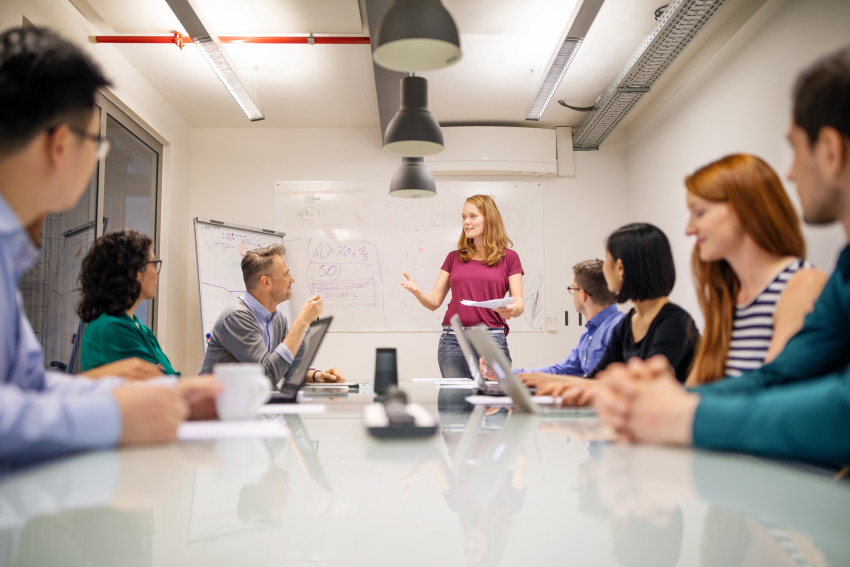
78, 229, 177, 375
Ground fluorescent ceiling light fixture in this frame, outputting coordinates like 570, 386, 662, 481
526, 0, 604, 121
193, 37, 263, 121
526, 37, 582, 121
383, 75, 444, 156
373, 0, 462, 72
389, 157, 436, 198
165, 0, 264, 121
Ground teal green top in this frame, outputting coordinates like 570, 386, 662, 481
81, 312, 178, 376
692, 245, 850, 467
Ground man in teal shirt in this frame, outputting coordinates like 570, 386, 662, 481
595, 47, 850, 468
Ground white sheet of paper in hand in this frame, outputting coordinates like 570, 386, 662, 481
460, 297, 513, 309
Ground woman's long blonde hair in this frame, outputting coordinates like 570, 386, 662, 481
687, 154, 805, 385
457, 195, 513, 266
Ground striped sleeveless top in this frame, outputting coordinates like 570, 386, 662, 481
725, 258, 810, 377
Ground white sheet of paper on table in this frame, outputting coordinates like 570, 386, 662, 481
257, 403, 327, 415
465, 395, 514, 406
465, 395, 559, 406
459, 297, 514, 309
177, 420, 288, 440
411, 378, 477, 388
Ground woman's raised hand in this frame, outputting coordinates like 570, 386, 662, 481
400, 272, 421, 296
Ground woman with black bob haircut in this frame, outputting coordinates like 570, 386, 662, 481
525, 223, 699, 405
608, 222, 676, 302
78, 229, 177, 375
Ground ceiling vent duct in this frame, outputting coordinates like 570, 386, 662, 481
572, 0, 726, 150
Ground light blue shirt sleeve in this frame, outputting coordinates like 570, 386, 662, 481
516, 305, 624, 377
0, 195, 124, 463
0, 376, 122, 461
518, 341, 585, 376
273, 342, 294, 364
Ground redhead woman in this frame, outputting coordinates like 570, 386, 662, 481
402, 195, 524, 378
684, 153, 827, 385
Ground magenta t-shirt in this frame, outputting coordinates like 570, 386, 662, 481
440, 249, 524, 333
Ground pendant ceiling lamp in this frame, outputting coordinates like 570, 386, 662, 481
389, 157, 436, 198
373, 0, 462, 72
383, 75, 444, 156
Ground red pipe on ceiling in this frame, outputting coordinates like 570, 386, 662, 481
92, 35, 371, 45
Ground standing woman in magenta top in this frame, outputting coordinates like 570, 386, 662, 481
402, 195, 524, 378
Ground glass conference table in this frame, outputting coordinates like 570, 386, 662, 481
1, 382, 848, 567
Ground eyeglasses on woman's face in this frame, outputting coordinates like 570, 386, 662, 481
147, 260, 163, 274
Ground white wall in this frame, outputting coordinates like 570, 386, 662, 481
186, 128, 629, 379
623, 0, 850, 327
0, 0, 195, 372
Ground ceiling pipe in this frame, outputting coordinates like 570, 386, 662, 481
92, 35, 371, 45
572, 0, 727, 150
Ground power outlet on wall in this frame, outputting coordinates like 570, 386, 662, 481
546, 316, 558, 332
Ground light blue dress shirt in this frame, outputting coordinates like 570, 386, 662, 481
518, 304, 625, 377
240, 292, 294, 364
0, 194, 122, 464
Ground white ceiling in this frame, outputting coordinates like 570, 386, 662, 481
75, 0, 686, 130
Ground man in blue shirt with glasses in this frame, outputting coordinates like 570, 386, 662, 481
518, 259, 624, 377
0, 26, 218, 466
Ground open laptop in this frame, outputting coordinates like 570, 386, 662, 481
466, 325, 596, 416
450, 314, 504, 395
268, 316, 333, 403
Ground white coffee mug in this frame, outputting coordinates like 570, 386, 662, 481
213, 363, 271, 420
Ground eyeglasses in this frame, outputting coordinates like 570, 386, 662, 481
147, 260, 163, 274
68, 126, 112, 160
567, 285, 591, 297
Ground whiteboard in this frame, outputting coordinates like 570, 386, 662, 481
273, 181, 544, 332
21, 218, 99, 372
193, 219, 288, 351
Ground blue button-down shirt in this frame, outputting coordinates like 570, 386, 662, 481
0, 193, 123, 464
518, 304, 625, 377
240, 292, 293, 364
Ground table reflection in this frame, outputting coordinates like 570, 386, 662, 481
593, 445, 849, 567
1, 386, 848, 567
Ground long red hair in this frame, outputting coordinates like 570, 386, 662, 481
687, 154, 805, 384
457, 195, 513, 266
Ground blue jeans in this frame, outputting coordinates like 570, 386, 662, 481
438, 327, 511, 378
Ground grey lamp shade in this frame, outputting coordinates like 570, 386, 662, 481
373, 0, 462, 72
389, 157, 436, 198
383, 75, 444, 156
